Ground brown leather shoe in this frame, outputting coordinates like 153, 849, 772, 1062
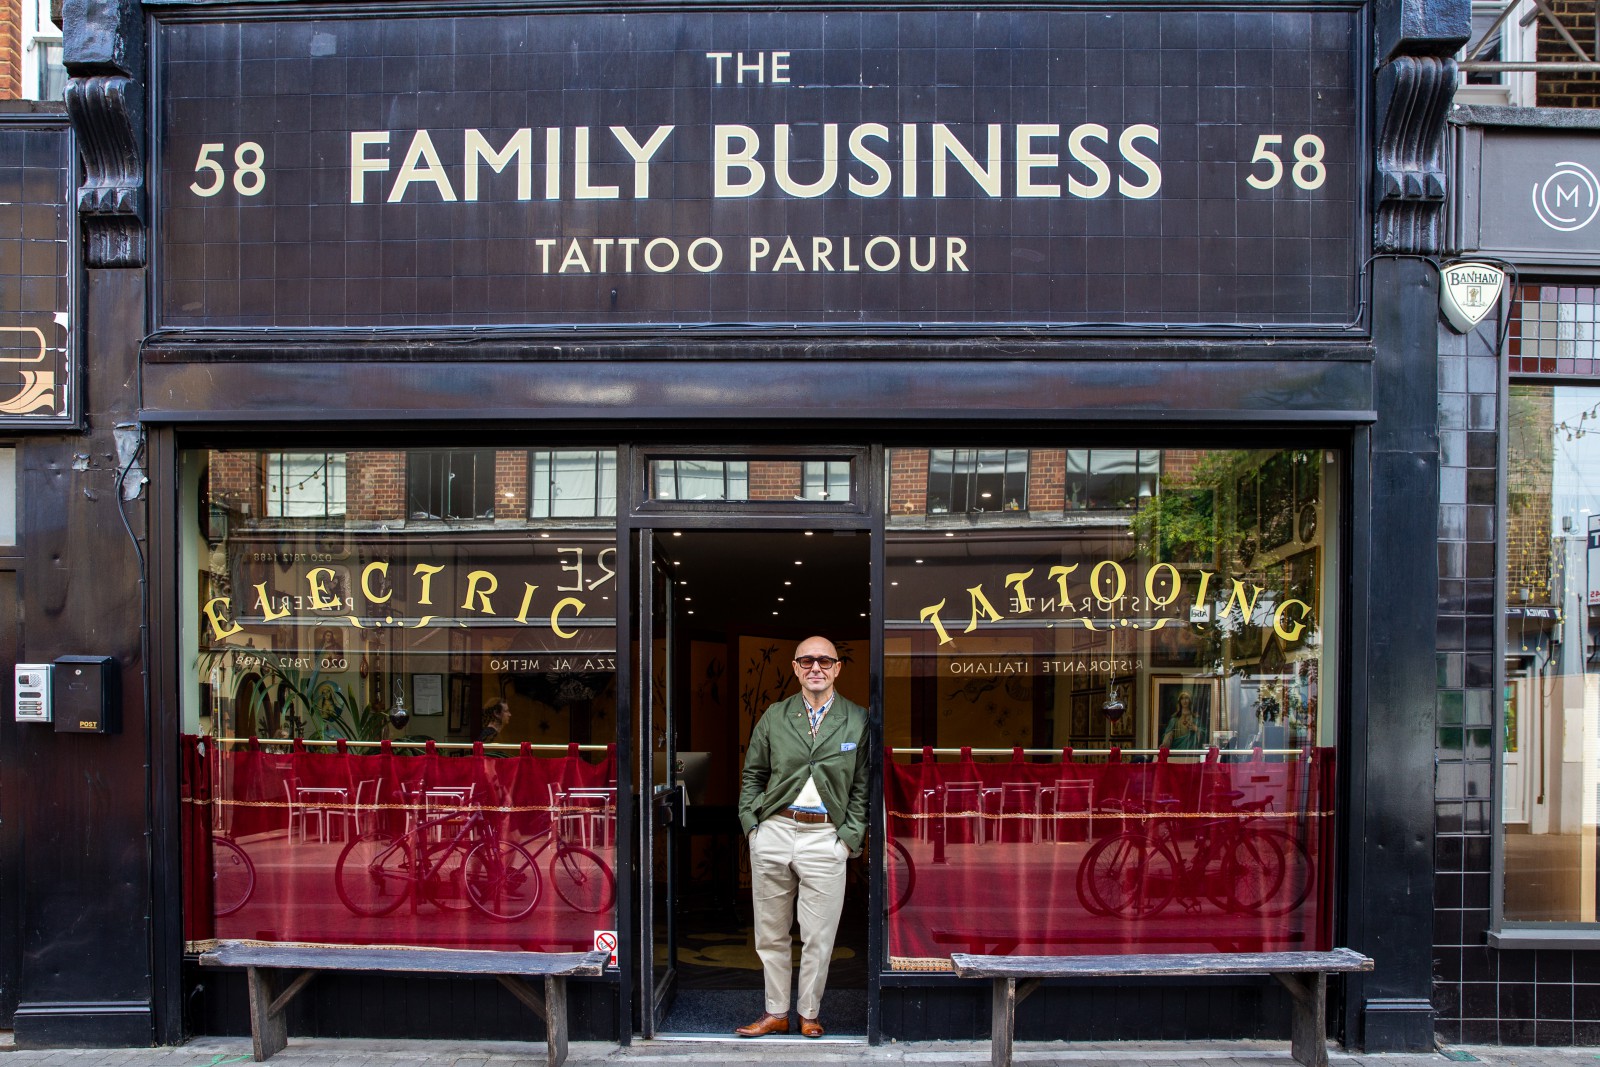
800, 1016, 824, 1038
734, 1013, 789, 1037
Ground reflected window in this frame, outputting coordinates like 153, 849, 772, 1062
802, 460, 851, 502
263, 453, 346, 519
1065, 449, 1160, 509
408, 449, 495, 520
1502, 384, 1600, 923
651, 459, 749, 501
530, 450, 616, 519
926, 449, 1027, 515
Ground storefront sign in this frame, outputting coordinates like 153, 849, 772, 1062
0, 122, 74, 427
201, 539, 616, 651
898, 557, 1316, 648
1457, 126, 1600, 264
1440, 261, 1505, 333
156, 8, 1361, 330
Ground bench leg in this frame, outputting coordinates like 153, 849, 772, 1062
990, 977, 1016, 1067
545, 976, 568, 1067
245, 967, 288, 1062
1275, 972, 1328, 1067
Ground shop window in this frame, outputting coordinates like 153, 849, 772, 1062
180, 447, 617, 954
1500, 384, 1600, 924
0, 447, 14, 545
530, 449, 616, 519
408, 449, 495, 520
262, 453, 346, 519
1064, 449, 1160, 510
884, 445, 1338, 968
1508, 285, 1600, 377
926, 448, 1028, 515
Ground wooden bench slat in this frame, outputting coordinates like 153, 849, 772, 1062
199, 943, 606, 977
950, 948, 1372, 979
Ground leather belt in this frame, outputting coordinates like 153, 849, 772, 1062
779, 808, 831, 825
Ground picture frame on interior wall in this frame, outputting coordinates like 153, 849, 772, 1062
1149, 676, 1217, 752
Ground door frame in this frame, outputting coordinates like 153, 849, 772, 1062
613, 443, 886, 1043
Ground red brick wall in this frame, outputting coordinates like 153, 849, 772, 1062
1161, 450, 1204, 487
888, 449, 929, 517
348, 452, 405, 522
1028, 449, 1065, 510
0, 0, 21, 100
208, 451, 259, 516
495, 450, 528, 517
1537, 1, 1600, 107
749, 460, 801, 501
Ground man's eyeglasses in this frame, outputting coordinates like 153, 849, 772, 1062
794, 656, 840, 669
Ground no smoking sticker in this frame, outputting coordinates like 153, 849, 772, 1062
595, 930, 617, 968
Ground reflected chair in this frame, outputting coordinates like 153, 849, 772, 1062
942, 781, 984, 845
1000, 781, 1042, 844
353, 777, 383, 836
1048, 779, 1094, 843
283, 781, 326, 843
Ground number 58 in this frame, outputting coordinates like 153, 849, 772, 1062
190, 142, 266, 197
1245, 134, 1326, 191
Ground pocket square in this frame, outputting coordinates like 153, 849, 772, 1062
841, 741, 857, 752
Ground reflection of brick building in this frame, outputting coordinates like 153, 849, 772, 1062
1506, 388, 1554, 603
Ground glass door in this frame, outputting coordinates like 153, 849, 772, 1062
639, 534, 681, 1035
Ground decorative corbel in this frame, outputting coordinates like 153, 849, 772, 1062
61, 0, 146, 268
1372, 0, 1471, 255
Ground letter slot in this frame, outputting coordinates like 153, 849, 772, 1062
53, 655, 118, 734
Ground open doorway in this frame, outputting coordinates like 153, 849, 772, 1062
653, 528, 871, 1037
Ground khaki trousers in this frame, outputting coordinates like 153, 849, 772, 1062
749, 814, 848, 1018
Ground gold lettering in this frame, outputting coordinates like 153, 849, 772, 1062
1004, 569, 1035, 613
1274, 599, 1313, 641
515, 583, 539, 624
202, 597, 244, 639
1222, 579, 1264, 623
254, 582, 290, 622
1145, 563, 1181, 608
1193, 570, 1215, 608
551, 596, 586, 639
307, 567, 340, 610
1090, 560, 1126, 605
919, 599, 952, 645
361, 561, 391, 603
462, 569, 498, 613
412, 563, 445, 605
1047, 564, 1079, 604
964, 584, 1004, 633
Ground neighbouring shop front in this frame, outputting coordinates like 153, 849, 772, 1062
0, 0, 1461, 1052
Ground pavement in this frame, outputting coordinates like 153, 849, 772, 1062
2, 1037, 1600, 1067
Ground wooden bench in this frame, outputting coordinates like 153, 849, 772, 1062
951, 948, 1374, 1067
198, 940, 607, 1065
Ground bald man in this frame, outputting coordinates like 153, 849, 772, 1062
735, 636, 870, 1039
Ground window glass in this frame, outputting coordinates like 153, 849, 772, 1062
408, 449, 496, 520
530, 450, 616, 519
0, 448, 14, 545
884, 446, 1339, 967
182, 447, 617, 953
263, 453, 346, 519
1502, 385, 1600, 922
646, 455, 855, 505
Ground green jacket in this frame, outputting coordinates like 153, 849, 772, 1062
738, 692, 871, 853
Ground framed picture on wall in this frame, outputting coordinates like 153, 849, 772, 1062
1070, 691, 1091, 736
1149, 676, 1218, 751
